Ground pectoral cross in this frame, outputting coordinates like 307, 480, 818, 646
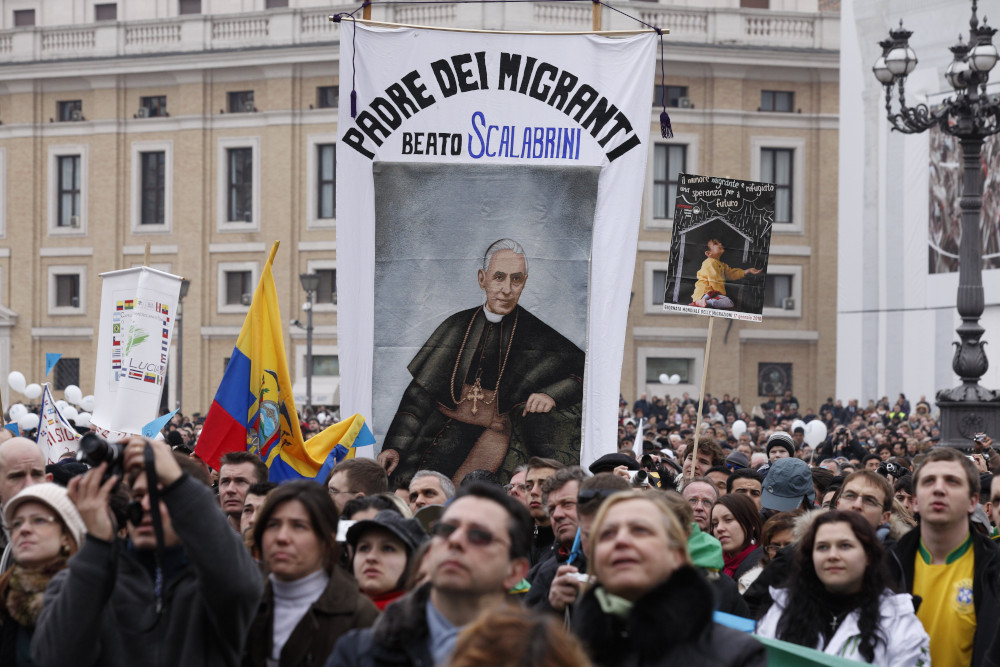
466, 379, 485, 415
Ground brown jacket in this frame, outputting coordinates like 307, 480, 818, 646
243, 567, 378, 667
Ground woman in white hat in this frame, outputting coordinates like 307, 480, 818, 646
0, 482, 86, 666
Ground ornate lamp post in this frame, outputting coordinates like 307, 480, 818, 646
299, 272, 320, 418
873, 0, 1000, 449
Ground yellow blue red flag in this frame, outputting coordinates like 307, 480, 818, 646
196, 242, 375, 481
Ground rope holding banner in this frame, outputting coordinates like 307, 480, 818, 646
657, 29, 672, 139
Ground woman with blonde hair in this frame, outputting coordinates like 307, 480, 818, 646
571, 490, 765, 666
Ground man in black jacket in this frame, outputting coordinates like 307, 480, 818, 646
327, 483, 532, 667
887, 447, 1000, 667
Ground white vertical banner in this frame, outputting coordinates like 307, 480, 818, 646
91, 267, 182, 437
336, 23, 656, 476
37, 384, 81, 464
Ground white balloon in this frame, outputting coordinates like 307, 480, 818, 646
669, 374, 681, 384
23, 384, 42, 400
17, 413, 39, 431
56, 400, 69, 412
732, 419, 747, 438
64, 385, 83, 405
7, 371, 25, 393
74, 412, 91, 428
804, 420, 828, 447
658, 373, 670, 384
62, 406, 79, 421
8, 403, 27, 420
81, 395, 95, 412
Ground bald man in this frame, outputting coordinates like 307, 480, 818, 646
0, 437, 52, 571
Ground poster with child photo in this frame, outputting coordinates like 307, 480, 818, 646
662, 173, 776, 322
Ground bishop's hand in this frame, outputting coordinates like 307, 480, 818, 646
522, 393, 555, 417
378, 449, 400, 475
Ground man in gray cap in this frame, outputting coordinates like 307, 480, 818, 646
765, 431, 796, 463
760, 457, 815, 514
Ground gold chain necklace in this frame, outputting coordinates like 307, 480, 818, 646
449, 308, 518, 414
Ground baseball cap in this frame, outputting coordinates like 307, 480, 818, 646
346, 510, 428, 553
761, 457, 815, 512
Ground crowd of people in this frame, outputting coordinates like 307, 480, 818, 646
0, 388, 997, 665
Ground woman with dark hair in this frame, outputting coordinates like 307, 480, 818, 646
735, 511, 799, 595
710, 493, 762, 583
346, 511, 427, 610
243, 481, 378, 667
755, 510, 929, 665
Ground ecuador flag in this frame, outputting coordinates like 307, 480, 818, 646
196, 242, 375, 480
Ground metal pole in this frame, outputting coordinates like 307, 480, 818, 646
305, 290, 314, 417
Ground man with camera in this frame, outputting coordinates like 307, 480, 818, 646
816, 425, 866, 462
31, 436, 262, 667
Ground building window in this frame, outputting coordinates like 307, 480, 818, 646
55, 274, 80, 308
317, 86, 339, 109
139, 96, 167, 118
228, 91, 255, 113
315, 268, 336, 305
48, 265, 88, 315
53, 358, 80, 390
227, 148, 253, 222
646, 357, 691, 384
758, 362, 792, 396
760, 148, 793, 224
13, 9, 34, 26
266, 0, 289, 7
652, 269, 667, 306
317, 144, 335, 220
224, 270, 252, 306
312, 354, 340, 376
58, 100, 83, 122
742, 0, 769, 8
140, 152, 165, 226
763, 273, 793, 310
653, 144, 686, 219
654, 85, 689, 108
760, 90, 794, 112
95, 3, 117, 20
57, 156, 81, 228
179, 0, 201, 15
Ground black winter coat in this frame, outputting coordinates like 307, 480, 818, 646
572, 565, 766, 667
325, 583, 434, 667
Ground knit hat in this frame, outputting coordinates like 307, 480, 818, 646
766, 431, 796, 458
761, 458, 815, 512
4, 482, 86, 550
346, 510, 427, 554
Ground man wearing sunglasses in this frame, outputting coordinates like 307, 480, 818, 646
328, 482, 532, 667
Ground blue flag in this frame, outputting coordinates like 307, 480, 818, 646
45, 353, 62, 377
143, 409, 179, 439
4, 423, 18, 437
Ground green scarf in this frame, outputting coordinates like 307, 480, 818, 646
595, 586, 633, 619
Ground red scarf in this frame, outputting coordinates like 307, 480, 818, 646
722, 543, 756, 578
368, 589, 406, 611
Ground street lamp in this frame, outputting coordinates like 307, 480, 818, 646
874, 0, 1000, 449
176, 279, 190, 412
299, 272, 320, 417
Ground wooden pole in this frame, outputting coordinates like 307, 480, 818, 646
363, 0, 372, 21
144, 242, 151, 267
592, 0, 601, 31
688, 318, 715, 481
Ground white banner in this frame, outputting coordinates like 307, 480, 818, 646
337, 24, 655, 476
91, 267, 182, 437
37, 384, 81, 464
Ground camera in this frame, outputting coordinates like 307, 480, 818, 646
628, 469, 649, 487
76, 432, 127, 482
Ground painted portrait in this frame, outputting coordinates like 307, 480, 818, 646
371, 162, 598, 485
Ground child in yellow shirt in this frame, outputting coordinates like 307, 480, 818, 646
690, 239, 761, 309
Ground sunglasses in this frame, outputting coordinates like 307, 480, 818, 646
431, 521, 506, 548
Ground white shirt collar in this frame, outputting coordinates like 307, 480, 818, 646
482, 305, 503, 323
